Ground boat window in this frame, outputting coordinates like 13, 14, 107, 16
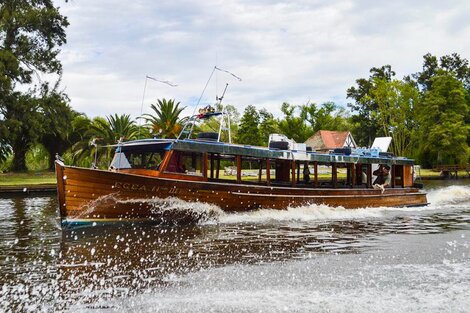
241, 157, 266, 184
123, 151, 165, 170
166, 151, 203, 176
208, 153, 236, 181
109, 152, 132, 169
294, 161, 312, 186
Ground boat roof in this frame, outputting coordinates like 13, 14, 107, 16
116, 138, 414, 166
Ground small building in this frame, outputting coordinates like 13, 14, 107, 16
304, 130, 357, 153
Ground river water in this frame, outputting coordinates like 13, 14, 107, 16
0, 180, 469, 312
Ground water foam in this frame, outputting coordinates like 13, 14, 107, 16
216, 204, 388, 225
119, 197, 224, 225
426, 185, 470, 206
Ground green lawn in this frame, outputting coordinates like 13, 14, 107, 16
0, 171, 56, 186
418, 168, 469, 178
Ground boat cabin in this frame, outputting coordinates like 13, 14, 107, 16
109, 138, 415, 189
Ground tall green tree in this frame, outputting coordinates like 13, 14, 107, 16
347, 65, 396, 146
69, 114, 93, 166
300, 102, 350, 133
0, 139, 11, 164
198, 104, 240, 142
141, 99, 186, 138
1, 92, 45, 171
237, 105, 262, 146
39, 86, 77, 169
414, 53, 470, 148
414, 53, 470, 91
0, 0, 69, 171
415, 73, 469, 166
259, 109, 279, 146
371, 78, 419, 157
278, 103, 311, 143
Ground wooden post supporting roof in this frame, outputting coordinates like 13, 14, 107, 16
258, 159, 263, 183
202, 153, 208, 179
297, 162, 300, 183
236, 155, 242, 183
216, 156, 220, 179
210, 154, 214, 179
367, 164, 372, 188
291, 160, 296, 187
266, 159, 271, 186
314, 161, 318, 187
351, 163, 355, 188
332, 163, 337, 188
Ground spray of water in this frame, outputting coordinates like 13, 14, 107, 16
215, 185, 470, 225
426, 185, 470, 206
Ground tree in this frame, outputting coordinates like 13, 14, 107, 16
414, 53, 470, 91
141, 99, 186, 138
70, 114, 139, 168
0, 139, 11, 164
90, 114, 139, 145
413, 53, 470, 155
0, 0, 69, 171
300, 102, 350, 133
39, 86, 77, 169
371, 78, 419, 157
259, 109, 279, 146
1, 92, 45, 171
277, 103, 311, 143
237, 105, 262, 146
415, 73, 469, 166
0, 0, 68, 85
347, 65, 396, 146
69, 114, 94, 166
197, 104, 240, 142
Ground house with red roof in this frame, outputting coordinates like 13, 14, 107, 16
304, 130, 357, 153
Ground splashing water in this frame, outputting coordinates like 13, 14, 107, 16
214, 185, 470, 225
119, 197, 225, 225
426, 185, 470, 206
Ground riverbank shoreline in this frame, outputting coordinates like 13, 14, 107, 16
0, 184, 56, 194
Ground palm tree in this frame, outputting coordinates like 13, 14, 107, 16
141, 98, 186, 138
71, 114, 138, 167
91, 114, 139, 144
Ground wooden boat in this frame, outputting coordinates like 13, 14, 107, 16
55, 137, 428, 225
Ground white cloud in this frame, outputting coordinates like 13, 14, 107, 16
57, 0, 470, 118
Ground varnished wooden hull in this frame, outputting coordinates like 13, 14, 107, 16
55, 162, 428, 224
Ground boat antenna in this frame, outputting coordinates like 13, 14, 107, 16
215, 66, 242, 82
138, 75, 177, 138
217, 83, 229, 103
217, 83, 232, 143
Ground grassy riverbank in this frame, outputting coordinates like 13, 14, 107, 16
0, 171, 56, 186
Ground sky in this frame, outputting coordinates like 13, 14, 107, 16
57, 0, 470, 118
